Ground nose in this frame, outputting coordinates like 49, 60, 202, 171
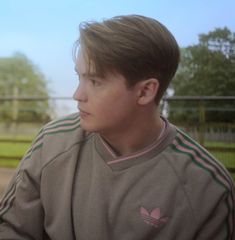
73, 82, 87, 102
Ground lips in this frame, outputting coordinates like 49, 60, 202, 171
79, 108, 90, 118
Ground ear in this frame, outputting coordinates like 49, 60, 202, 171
137, 78, 159, 105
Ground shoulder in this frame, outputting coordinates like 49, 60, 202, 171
167, 127, 233, 192
22, 113, 92, 167
42, 112, 90, 154
165, 127, 235, 220
37, 112, 83, 144
42, 112, 82, 140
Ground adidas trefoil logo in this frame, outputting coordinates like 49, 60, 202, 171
140, 207, 169, 228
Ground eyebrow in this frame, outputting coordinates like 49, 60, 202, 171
74, 67, 100, 78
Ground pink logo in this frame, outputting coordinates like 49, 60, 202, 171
140, 207, 169, 228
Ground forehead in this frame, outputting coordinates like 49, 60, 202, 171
74, 48, 126, 82
75, 50, 93, 75
75, 53, 128, 87
75, 47, 119, 77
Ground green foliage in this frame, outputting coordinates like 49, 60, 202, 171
169, 27, 235, 123
0, 53, 51, 122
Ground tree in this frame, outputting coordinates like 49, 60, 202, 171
168, 27, 235, 123
0, 53, 51, 122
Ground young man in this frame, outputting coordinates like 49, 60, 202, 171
0, 15, 234, 240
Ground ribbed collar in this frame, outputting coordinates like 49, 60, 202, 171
94, 117, 177, 171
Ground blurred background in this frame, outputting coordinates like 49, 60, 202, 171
0, 0, 235, 194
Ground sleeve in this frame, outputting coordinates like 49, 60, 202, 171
0, 131, 45, 240
195, 189, 235, 240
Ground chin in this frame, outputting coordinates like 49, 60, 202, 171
80, 121, 99, 133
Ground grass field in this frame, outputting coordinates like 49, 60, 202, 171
0, 142, 29, 167
0, 138, 234, 181
205, 143, 235, 148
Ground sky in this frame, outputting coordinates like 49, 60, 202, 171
1, 0, 235, 115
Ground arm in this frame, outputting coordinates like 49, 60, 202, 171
0, 134, 45, 240
195, 190, 234, 240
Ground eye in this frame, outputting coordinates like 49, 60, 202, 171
90, 78, 101, 86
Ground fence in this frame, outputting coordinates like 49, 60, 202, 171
0, 96, 234, 175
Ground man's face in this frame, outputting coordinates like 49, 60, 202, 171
73, 50, 140, 136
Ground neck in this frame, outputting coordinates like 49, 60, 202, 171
100, 108, 164, 156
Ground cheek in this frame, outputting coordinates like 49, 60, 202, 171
90, 87, 136, 116
92, 95, 121, 117
93, 89, 121, 106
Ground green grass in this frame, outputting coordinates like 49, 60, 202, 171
205, 141, 235, 181
0, 142, 30, 156
0, 141, 31, 168
205, 141, 235, 148
0, 159, 20, 168
0, 135, 34, 141
231, 174, 235, 182
214, 155, 235, 182
212, 152, 235, 167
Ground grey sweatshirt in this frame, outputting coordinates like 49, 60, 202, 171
0, 113, 234, 239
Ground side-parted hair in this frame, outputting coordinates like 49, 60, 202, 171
73, 15, 180, 104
